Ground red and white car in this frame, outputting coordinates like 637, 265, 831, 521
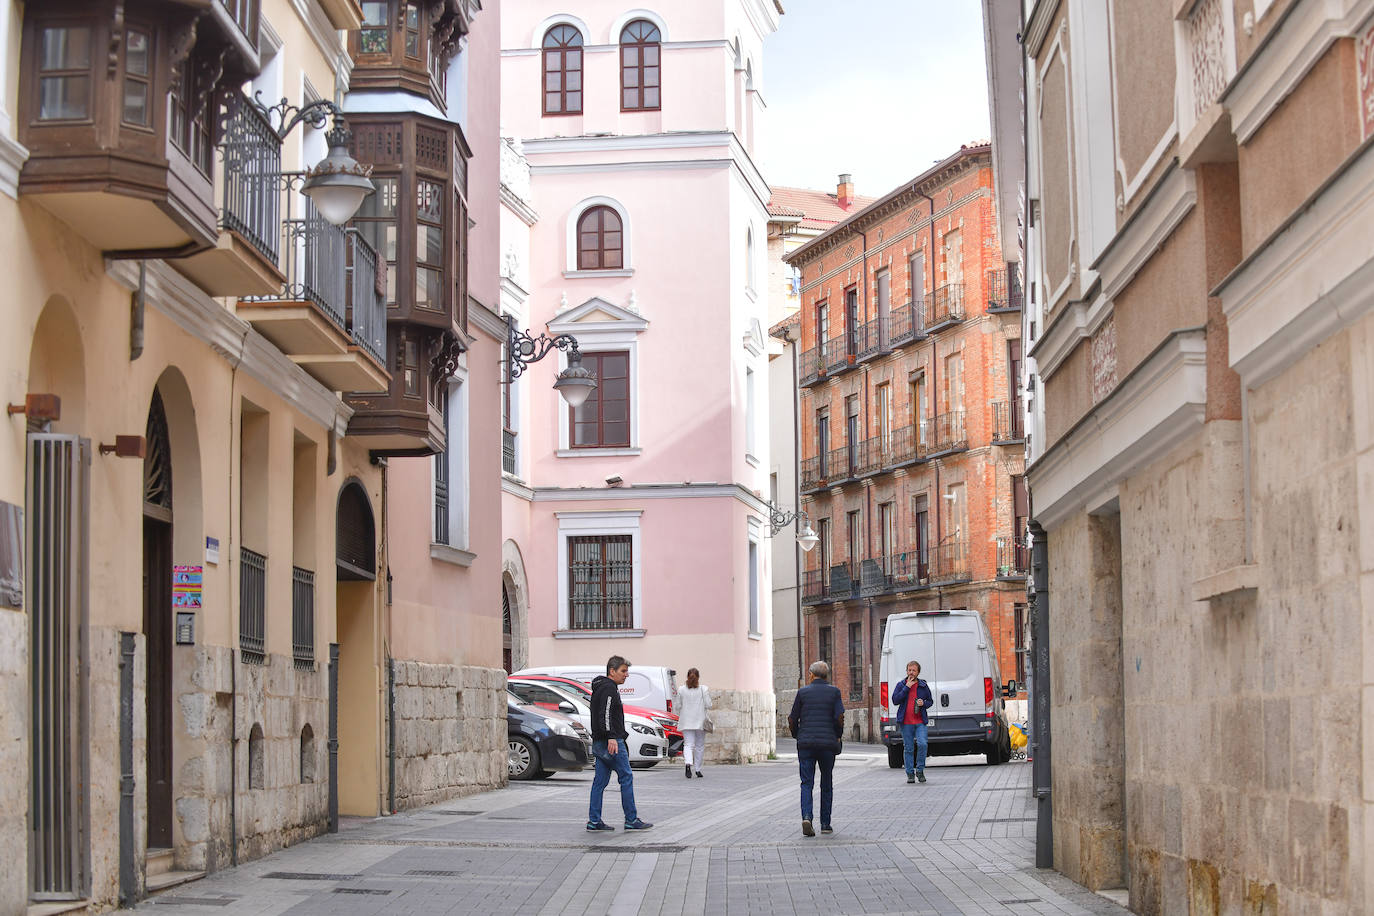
508, 674, 683, 764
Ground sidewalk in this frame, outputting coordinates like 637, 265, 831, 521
138, 745, 1129, 915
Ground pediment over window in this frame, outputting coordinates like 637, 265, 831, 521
743, 317, 765, 356
549, 296, 649, 333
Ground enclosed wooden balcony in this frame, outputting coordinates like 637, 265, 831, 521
237, 200, 389, 393
17, 1, 263, 256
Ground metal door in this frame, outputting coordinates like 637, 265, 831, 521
27, 434, 90, 900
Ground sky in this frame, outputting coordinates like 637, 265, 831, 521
759, 0, 991, 198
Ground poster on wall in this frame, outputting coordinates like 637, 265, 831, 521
172, 565, 203, 608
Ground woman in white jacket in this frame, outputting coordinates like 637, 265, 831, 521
677, 668, 711, 778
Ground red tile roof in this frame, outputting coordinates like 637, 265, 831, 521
768, 185, 877, 233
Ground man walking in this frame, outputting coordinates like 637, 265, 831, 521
587, 655, 652, 831
890, 659, 933, 783
787, 661, 844, 837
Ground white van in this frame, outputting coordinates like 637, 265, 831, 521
878, 609, 1017, 767
513, 664, 679, 716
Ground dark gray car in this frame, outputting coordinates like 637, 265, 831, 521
507, 694, 591, 780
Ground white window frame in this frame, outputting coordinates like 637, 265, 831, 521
551, 302, 648, 455
556, 510, 644, 635
747, 518, 762, 638
565, 195, 634, 276
433, 363, 471, 557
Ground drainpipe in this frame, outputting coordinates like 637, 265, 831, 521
229, 649, 238, 867
1029, 518, 1052, 867
327, 643, 339, 832
119, 632, 136, 906
387, 656, 396, 814
778, 324, 806, 688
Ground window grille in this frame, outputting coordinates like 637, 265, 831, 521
568, 535, 632, 629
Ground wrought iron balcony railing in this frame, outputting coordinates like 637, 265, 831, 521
990, 400, 1024, 443
855, 316, 889, 362
801, 563, 860, 603
799, 345, 825, 386
220, 93, 281, 265
346, 229, 386, 365
800, 454, 828, 492
888, 423, 929, 467
889, 299, 927, 347
926, 283, 965, 331
802, 568, 828, 605
997, 536, 1029, 579
856, 435, 894, 476
928, 540, 970, 584
928, 410, 967, 455
986, 268, 1023, 312
823, 332, 858, 375
828, 443, 860, 484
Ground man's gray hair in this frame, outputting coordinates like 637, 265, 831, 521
809, 661, 830, 680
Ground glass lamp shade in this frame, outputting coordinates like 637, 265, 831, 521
554, 363, 597, 408
302, 139, 375, 225
797, 525, 819, 552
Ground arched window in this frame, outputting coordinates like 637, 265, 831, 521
577, 206, 623, 270
619, 20, 661, 111
542, 25, 583, 115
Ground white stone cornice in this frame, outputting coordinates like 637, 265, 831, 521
105, 259, 353, 437
1090, 162, 1196, 302
1216, 139, 1374, 388
521, 131, 736, 155
502, 475, 534, 500
1221, 0, 1374, 143
470, 298, 510, 341
500, 184, 538, 226
1027, 327, 1207, 531
0, 132, 28, 200
533, 482, 769, 513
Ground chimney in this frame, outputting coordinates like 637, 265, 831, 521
837, 173, 854, 209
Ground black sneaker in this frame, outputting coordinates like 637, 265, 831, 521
907, 773, 915, 784
685, 764, 693, 778
586, 821, 615, 831
916, 769, 926, 783
802, 819, 815, 837
820, 826, 833, 834
625, 819, 653, 830
695, 770, 703, 778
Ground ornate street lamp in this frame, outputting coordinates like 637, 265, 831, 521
505, 314, 597, 407
767, 502, 818, 551
259, 96, 375, 225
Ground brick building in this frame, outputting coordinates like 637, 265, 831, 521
785, 145, 1027, 743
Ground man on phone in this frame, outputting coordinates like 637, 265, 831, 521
890, 660, 933, 783
588, 655, 652, 831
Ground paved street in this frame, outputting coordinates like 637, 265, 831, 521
139, 744, 1128, 916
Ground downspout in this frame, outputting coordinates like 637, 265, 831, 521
780, 324, 805, 688
226, 327, 247, 869
327, 643, 339, 833
388, 656, 396, 814
858, 227, 877, 744
118, 632, 136, 906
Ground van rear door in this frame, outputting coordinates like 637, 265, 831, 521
930, 613, 983, 719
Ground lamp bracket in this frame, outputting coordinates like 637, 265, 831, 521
254, 93, 344, 141
505, 314, 584, 382
766, 501, 808, 536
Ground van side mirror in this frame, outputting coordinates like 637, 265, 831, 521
558, 701, 576, 714
1001, 679, 1018, 698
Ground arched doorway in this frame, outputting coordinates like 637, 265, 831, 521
142, 389, 174, 850
335, 480, 381, 817
502, 581, 513, 674
501, 540, 530, 673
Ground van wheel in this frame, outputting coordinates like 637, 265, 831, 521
887, 745, 903, 769
985, 739, 1005, 766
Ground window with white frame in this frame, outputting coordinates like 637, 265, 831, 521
748, 537, 760, 635
565, 197, 632, 274
550, 298, 648, 455
435, 374, 469, 550
557, 511, 642, 633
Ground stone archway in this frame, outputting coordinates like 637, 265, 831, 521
501, 540, 530, 673
335, 479, 382, 817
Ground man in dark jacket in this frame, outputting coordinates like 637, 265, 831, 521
787, 660, 845, 836
587, 655, 652, 831
890, 659, 934, 783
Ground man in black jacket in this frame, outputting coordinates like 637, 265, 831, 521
788, 660, 845, 836
587, 655, 652, 831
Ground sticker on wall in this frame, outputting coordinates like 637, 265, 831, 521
172, 565, 203, 609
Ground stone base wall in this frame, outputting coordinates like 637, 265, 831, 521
702, 689, 775, 764
0, 609, 27, 916
775, 687, 797, 736
391, 662, 507, 811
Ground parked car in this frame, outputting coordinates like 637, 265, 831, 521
508, 677, 669, 768
878, 609, 1017, 767
513, 664, 679, 716
510, 672, 684, 758
507, 693, 591, 781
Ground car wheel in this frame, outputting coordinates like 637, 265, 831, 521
508, 736, 540, 780
887, 744, 904, 769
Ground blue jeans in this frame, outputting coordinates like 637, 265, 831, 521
589, 739, 638, 825
901, 722, 928, 775
797, 746, 836, 826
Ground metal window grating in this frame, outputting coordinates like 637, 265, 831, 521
239, 547, 266, 664
568, 535, 632, 629
291, 566, 314, 670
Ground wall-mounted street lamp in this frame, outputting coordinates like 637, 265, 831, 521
767, 502, 818, 551
504, 314, 597, 408
258, 96, 375, 225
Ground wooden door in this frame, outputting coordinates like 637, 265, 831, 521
142, 516, 173, 849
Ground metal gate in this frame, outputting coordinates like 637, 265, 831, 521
27, 434, 90, 900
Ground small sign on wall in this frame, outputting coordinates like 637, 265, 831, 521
205, 536, 220, 565
173, 566, 202, 608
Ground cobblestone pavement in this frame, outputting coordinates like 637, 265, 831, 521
139, 742, 1130, 915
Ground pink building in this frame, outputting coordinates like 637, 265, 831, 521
500, 0, 784, 760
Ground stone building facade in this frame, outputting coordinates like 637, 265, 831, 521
989, 0, 1374, 911
785, 145, 1029, 744
0, 0, 506, 911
